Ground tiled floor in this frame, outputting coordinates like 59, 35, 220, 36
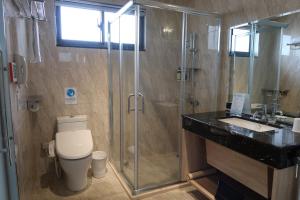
31, 166, 207, 200
120, 152, 180, 187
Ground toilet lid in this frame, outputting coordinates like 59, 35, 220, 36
56, 130, 93, 159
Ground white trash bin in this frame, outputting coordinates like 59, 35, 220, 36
92, 151, 107, 178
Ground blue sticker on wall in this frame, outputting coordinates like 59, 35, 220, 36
65, 87, 77, 104
67, 88, 75, 97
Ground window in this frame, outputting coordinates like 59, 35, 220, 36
230, 28, 251, 57
229, 27, 259, 57
104, 12, 136, 44
56, 3, 145, 50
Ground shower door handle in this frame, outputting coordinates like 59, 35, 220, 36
139, 93, 145, 113
127, 93, 145, 113
128, 94, 135, 113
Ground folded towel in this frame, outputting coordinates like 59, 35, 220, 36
11, 0, 31, 18
6, 0, 46, 63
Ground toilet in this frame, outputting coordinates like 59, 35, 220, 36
55, 115, 93, 191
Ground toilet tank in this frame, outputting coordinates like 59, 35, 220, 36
57, 115, 88, 132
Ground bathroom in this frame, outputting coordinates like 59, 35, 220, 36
1, 0, 300, 199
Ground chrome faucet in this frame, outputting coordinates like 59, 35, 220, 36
252, 104, 268, 122
271, 99, 283, 117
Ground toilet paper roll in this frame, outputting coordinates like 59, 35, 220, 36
292, 118, 300, 133
29, 103, 40, 112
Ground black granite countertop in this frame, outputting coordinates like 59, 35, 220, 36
182, 111, 300, 169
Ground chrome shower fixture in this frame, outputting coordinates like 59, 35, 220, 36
12, 0, 47, 21
188, 32, 198, 53
30, 0, 47, 21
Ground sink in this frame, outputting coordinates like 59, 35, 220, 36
219, 118, 277, 132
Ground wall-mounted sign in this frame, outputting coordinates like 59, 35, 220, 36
65, 87, 77, 104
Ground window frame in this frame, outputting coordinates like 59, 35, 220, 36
55, 2, 145, 50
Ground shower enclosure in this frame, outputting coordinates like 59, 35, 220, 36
108, 0, 220, 194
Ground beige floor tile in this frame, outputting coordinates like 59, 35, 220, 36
31, 166, 206, 200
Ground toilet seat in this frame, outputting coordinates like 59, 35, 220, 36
56, 130, 93, 159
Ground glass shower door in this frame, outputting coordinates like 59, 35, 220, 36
137, 6, 182, 190
121, 46, 136, 187
108, 10, 136, 187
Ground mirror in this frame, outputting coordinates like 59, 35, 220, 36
228, 11, 300, 117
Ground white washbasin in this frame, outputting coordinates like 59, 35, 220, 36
219, 118, 277, 132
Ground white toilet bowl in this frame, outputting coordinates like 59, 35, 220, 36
59, 155, 92, 191
55, 120, 93, 192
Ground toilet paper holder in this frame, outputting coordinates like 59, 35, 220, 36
27, 95, 42, 112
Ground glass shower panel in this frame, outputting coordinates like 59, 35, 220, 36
120, 8, 137, 187
109, 41, 121, 172
108, 7, 137, 187
137, 6, 182, 189
184, 14, 220, 114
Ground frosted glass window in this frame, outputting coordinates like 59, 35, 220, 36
60, 6, 101, 42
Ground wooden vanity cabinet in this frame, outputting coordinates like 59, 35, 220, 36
181, 130, 298, 200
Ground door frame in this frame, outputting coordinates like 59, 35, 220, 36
0, 0, 20, 199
